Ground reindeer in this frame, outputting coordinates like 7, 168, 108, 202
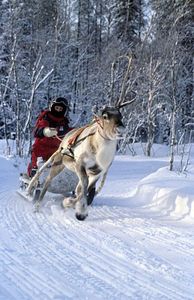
27, 54, 135, 221
27, 102, 135, 220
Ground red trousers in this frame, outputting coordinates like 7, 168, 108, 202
27, 141, 60, 177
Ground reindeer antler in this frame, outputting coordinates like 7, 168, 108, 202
117, 97, 136, 109
116, 54, 133, 107
112, 54, 135, 108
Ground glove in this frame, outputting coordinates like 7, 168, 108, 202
43, 127, 57, 137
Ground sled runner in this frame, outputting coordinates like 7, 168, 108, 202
17, 173, 43, 202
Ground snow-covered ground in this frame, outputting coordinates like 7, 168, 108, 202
0, 141, 194, 300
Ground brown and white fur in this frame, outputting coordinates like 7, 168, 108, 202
27, 106, 125, 221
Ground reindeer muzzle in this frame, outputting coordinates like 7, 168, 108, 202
116, 124, 125, 139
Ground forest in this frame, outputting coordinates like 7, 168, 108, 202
0, 0, 193, 165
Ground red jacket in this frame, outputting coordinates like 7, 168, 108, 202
32, 110, 70, 159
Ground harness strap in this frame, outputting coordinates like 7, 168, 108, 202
94, 115, 104, 129
62, 132, 96, 159
67, 120, 96, 148
60, 121, 95, 159
60, 146, 74, 159
67, 126, 89, 147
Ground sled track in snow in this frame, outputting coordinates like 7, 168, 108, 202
0, 185, 194, 300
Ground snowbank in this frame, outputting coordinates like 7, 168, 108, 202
133, 166, 194, 223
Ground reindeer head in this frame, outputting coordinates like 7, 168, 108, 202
96, 106, 125, 140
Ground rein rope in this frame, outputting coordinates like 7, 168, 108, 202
54, 121, 96, 145
55, 135, 63, 142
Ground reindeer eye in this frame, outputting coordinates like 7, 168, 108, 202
103, 113, 108, 120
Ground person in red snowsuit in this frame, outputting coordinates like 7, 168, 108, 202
27, 97, 72, 177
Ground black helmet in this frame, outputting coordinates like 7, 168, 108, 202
51, 97, 69, 108
50, 97, 69, 117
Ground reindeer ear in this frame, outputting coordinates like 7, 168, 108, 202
92, 105, 98, 114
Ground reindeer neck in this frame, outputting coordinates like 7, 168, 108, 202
97, 128, 112, 141
94, 130, 117, 168
95, 127, 117, 152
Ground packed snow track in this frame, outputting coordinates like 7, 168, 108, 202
0, 154, 194, 300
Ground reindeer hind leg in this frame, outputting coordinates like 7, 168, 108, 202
35, 162, 65, 211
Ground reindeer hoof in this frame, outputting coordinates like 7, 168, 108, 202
75, 213, 88, 221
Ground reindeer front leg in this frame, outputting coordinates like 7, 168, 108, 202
74, 163, 89, 221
